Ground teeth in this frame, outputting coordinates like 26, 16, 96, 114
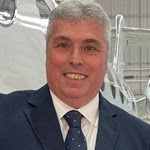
65, 73, 86, 80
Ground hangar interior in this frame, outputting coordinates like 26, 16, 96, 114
95, 0, 150, 97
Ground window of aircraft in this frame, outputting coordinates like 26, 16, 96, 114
106, 70, 117, 99
36, 0, 50, 18
0, 0, 55, 30
119, 91, 124, 104
55, 0, 63, 4
110, 84, 116, 99
107, 69, 115, 85
101, 82, 105, 91
0, 0, 16, 25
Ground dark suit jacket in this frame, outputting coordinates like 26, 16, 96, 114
0, 84, 150, 150
0, 93, 5, 99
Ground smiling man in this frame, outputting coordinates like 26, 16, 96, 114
46, 19, 108, 108
0, 0, 150, 150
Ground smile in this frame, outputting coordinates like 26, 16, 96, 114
64, 73, 87, 80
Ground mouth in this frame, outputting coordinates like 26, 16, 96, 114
64, 73, 87, 80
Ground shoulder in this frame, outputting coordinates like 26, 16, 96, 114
101, 95, 150, 137
0, 89, 33, 101
0, 84, 49, 114
0, 90, 35, 113
0, 93, 5, 100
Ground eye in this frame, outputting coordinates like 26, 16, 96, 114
56, 42, 70, 48
83, 45, 100, 55
84, 45, 96, 51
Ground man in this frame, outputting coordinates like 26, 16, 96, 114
0, 0, 150, 150
0, 94, 5, 102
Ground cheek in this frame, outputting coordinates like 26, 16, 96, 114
46, 52, 59, 78
91, 57, 107, 72
46, 51, 63, 67
46, 51, 67, 81
89, 59, 107, 85
46, 55, 61, 87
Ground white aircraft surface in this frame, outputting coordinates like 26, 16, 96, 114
0, 1, 150, 123
0, 0, 58, 92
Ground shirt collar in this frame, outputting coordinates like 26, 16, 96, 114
50, 90, 99, 127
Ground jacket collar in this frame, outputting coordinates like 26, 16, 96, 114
95, 94, 120, 150
24, 84, 65, 150
25, 84, 120, 150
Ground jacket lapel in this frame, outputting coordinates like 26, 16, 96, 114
24, 85, 120, 150
95, 94, 120, 150
24, 84, 65, 150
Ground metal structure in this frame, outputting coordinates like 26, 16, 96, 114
102, 15, 150, 123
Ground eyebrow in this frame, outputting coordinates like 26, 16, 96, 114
53, 36, 72, 42
82, 39, 101, 47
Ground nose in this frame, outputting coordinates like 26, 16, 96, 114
69, 47, 84, 67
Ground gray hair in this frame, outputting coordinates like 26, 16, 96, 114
46, 0, 111, 48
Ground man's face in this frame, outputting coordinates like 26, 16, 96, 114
46, 19, 108, 108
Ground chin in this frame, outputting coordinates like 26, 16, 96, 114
64, 91, 85, 99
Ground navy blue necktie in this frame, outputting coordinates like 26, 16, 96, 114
64, 110, 87, 150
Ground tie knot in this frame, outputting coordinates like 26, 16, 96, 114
64, 110, 82, 128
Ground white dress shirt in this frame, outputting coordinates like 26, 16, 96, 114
50, 90, 99, 150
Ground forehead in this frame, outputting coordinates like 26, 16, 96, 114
50, 19, 106, 42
